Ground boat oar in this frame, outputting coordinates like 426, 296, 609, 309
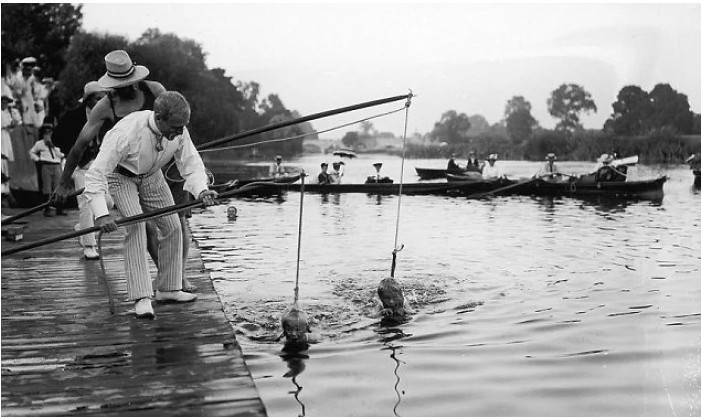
469, 172, 584, 199
468, 178, 534, 199
1, 184, 268, 257
1, 188, 85, 226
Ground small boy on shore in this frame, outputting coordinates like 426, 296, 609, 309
29, 121, 65, 215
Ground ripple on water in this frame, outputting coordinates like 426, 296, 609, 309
189, 162, 701, 417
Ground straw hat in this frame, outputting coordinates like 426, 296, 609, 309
79, 81, 109, 103
546, 153, 557, 161
98, 50, 149, 89
487, 153, 498, 161
597, 153, 613, 164
20, 57, 37, 66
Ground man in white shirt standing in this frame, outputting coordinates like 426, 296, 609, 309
85, 91, 218, 318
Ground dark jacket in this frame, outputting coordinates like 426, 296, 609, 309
318, 172, 331, 184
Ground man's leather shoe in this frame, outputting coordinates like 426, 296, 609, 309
155, 290, 197, 304
135, 298, 154, 319
84, 247, 100, 260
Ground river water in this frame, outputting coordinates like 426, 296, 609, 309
190, 155, 700, 417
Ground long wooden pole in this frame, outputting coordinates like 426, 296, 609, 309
2, 93, 411, 227
1, 183, 274, 256
1, 188, 85, 226
198, 93, 412, 151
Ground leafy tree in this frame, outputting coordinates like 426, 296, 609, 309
429, 110, 471, 144
342, 131, 360, 149
129, 29, 249, 144
604, 85, 652, 135
648, 83, 693, 134
547, 83, 597, 133
58, 32, 129, 110
466, 114, 490, 137
604, 84, 693, 135
1, 3, 83, 77
504, 96, 538, 144
692, 113, 701, 134
359, 121, 376, 138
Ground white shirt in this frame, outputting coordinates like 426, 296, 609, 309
29, 140, 64, 164
269, 161, 285, 177
481, 163, 504, 180
85, 110, 209, 219
536, 161, 561, 177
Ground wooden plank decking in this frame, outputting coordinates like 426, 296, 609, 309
1, 209, 266, 416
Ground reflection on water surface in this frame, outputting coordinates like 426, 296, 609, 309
191, 159, 700, 417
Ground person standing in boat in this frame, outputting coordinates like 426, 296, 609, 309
85, 91, 218, 319
269, 154, 286, 178
481, 154, 506, 181
317, 162, 331, 184
535, 153, 563, 182
465, 151, 482, 173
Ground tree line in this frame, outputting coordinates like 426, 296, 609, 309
421, 82, 700, 162
1, 3, 314, 158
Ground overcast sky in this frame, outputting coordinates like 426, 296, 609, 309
81, 3, 701, 139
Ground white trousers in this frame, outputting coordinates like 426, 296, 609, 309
74, 161, 113, 247
108, 170, 182, 301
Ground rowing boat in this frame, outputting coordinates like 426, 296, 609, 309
504, 176, 667, 200
415, 167, 449, 179
258, 181, 478, 195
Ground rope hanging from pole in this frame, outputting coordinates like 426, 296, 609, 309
294, 172, 306, 303
390, 91, 413, 278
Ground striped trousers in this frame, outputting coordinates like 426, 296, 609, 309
108, 170, 182, 301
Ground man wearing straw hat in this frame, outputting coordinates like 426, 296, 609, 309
85, 91, 219, 319
54, 50, 165, 201
535, 153, 563, 182
481, 153, 506, 180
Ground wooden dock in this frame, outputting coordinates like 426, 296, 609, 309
1, 209, 267, 416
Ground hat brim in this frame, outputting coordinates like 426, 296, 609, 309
98, 65, 149, 89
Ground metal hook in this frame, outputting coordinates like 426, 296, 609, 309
405, 89, 414, 108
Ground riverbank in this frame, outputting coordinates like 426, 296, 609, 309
1, 209, 266, 416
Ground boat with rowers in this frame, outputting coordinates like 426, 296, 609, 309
446, 173, 666, 200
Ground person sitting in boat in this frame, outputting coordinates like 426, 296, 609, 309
481, 154, 506, 181
593, 153, 624, 182
317, 162, 331, 184
365, 162, 393, 184
446, 153, 464, 174
686, 153, 701, 174
535, 153, 564, 182
465, 151, 482, 173
329, 161, 344, 184
269, 154, 286, 178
